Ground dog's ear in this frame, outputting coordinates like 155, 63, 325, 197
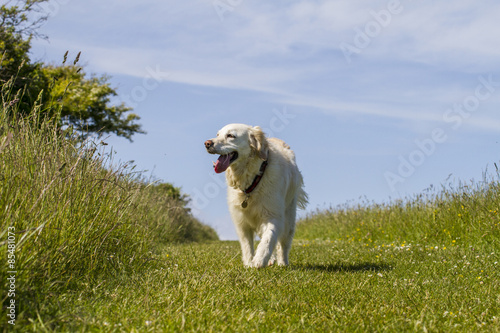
249, 126, 268, 160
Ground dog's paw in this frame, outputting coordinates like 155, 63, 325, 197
248, 259, 266, 269
243, 261, 253, 268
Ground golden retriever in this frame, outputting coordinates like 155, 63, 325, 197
204, 124, 307, 268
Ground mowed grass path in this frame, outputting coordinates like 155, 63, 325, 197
28, 239, 499, 332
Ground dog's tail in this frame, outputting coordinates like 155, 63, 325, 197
296, 173, 308, 210
297, 187, 308, 210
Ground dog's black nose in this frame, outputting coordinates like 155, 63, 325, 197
204, 140, 214, 149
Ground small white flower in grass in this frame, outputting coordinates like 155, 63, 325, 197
377, 273, 383, 277
145, 321, 152, 326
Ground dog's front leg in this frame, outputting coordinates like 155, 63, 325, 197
236, 225, 254, 267
252, 221, 281, 268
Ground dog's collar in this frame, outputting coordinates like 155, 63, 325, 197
241, 159, 268, 208
244, 159, 268, 194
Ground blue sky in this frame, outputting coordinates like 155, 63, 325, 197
31, 0, 500, 239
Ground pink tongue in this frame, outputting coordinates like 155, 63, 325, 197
214, 154, 231, 173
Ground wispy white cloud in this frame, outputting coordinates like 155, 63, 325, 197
39, 0, 500, 79
34, 0, 500, 132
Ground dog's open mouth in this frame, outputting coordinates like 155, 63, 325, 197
213, 151, 238, 173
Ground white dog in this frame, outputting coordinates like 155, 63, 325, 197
205, 124, 307, 268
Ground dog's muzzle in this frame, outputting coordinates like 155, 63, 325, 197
205, 139, 216, 154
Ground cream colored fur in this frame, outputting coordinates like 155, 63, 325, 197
206, 124, 307, 268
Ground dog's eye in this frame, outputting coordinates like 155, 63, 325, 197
226, 134, 235, 139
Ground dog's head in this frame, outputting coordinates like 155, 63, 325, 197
204, 124, 268, 173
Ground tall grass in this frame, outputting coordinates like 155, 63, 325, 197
0, 76, 217, 324
296, 171, 500, 251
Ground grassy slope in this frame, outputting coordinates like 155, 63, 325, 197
0, 85, 217, 331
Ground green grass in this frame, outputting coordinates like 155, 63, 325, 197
8, 240, 499, 332
296, 176, 500, 250
1, 74, 499, 332
0, 77, 217, 331
5, 173, 500, 332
